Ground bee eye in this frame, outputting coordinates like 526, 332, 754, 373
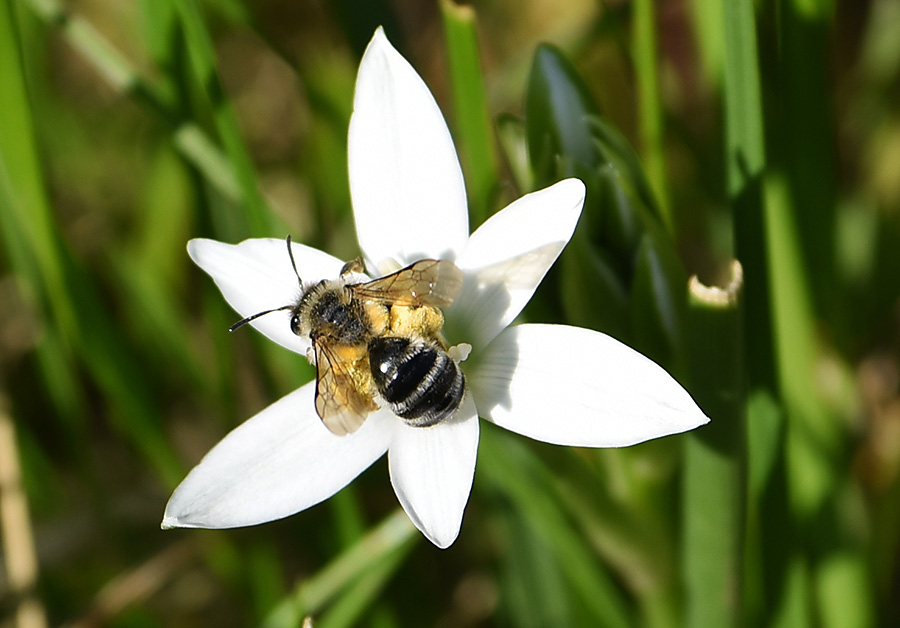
290, 314, 302, 336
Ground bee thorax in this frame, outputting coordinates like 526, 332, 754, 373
299, 282, 371, 344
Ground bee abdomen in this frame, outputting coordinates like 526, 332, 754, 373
368, 337, 465, 427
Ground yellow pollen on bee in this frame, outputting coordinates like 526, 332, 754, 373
333, 343, 378, 402
389, 304, 444, 338
364, 300, 390, 335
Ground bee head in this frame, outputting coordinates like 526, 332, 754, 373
228, 236, 305, 334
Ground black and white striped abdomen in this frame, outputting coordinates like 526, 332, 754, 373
368, 336, 465, 426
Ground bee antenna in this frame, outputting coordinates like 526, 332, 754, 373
229, 305, 293, 333
285, 235, 303, 291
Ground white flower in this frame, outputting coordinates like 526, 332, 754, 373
162, 28, 709, 548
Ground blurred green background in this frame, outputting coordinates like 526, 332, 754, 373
1, 0, 899, 626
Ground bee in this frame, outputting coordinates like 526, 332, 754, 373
229, 237, 466, 435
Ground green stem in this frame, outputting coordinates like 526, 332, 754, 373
682, 261, 746, 628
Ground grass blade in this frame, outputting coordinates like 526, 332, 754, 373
721, 0, 764, 197
479, 428, 633, 628
439, 0, 499, 226
172, 0, 274, 239
262, 509, 418, 628
20, 0, 268, 235
631, 0, 671, 232
0, 0, 183, 486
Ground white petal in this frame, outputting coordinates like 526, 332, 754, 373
348, 27, 468, 269
188, 238, 345, 353
388, 394, 479, 548
470, 324, 709, 447
162, 382, 394, 528
449, 179, 585, 349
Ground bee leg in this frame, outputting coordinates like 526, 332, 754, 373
340, 257, 365, 276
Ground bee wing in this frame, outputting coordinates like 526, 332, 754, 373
350, 259, 463, 307
313, 339, 372, 436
